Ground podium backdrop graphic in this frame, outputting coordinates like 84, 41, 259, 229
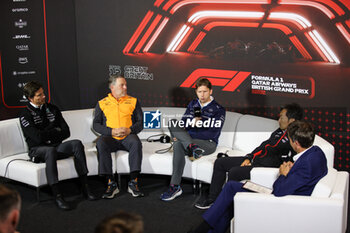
1, 0, 350, 171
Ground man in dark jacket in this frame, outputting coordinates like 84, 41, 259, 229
195, 103, 303, 209
19, 81, 96, 210
160, 78, 226, 201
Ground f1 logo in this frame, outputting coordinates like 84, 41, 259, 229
143, 110, 161, 129
180, 68, 251, 92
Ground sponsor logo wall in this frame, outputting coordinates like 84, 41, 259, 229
0, 0, 50, 108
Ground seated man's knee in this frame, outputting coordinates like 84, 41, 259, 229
172, 141, 183, 151
224, 180, 244, 192
45, 147, 58, 160
127, 134, 142, 149
70, 139, 84, 149
96, 136, 109, 150
228, 167, 248, 181
213, 157, 226, 169
168, 119, 179, 132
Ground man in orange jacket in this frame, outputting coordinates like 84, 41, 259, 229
93, 75, 144, 199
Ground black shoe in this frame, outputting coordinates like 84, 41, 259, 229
128, 179, 144, 197
55, 194, 72, 210
82, 185, 99, 201
102, 181, 119, 199
194, 198, 214, 210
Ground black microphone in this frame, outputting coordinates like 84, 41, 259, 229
194, 107, 201, 117
148, 135, 171, 143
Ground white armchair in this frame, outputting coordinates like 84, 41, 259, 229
233, 168, 349, 233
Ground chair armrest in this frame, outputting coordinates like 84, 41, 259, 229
234, 192, 344, 233
313, 135, 334, 168
330, 171, 349, 232
250, 167, 279, 189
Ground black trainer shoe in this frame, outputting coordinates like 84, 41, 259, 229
55, 194, 72, 210
194, 198, 214, 210
128, 179, 144, 197
102, 181, 119, 199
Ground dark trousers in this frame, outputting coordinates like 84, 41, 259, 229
96, 134, 142, 176
203, 181, 249, 233
208, 157, 252, 199
29, 140, 89, 185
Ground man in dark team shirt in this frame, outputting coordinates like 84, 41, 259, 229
160, 78, 226, 201
194, 103, 303, 209
19, 81, 96, 210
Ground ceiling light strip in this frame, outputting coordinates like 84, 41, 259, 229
172, 26, 192, 51
205, 21, 259, 31
154, 0, 165, 7
346, 20, 350, 29
170, 0, 269, 14
314, 0, 345, 15
262, 23, 293, 35
339, 0, 350, 11
134, 14, 163, 53
167, 25, 189, 52
144, 17, 169, 52
336, 23, 350, 45
308, 31, 333, 62
188, 11, 264, 24
279, 0, 335, 19
310, 30, 340, 63
174, 27, 194, 51
163, 0, 179, 11
289, 36, 312, 60
123, 11, 154, 54
188, 31, 207, 52
304, 32, 328, 62
269, 12, 311, 29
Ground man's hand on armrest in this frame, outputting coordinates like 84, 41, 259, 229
240, 159, 252, 167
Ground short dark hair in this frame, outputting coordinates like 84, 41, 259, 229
195, 78, 212, 90
0, 185, 21, 222
281, 103, 303, 121
23, 81, 43, 99
95, 211, 143, 233
287, 121, 315, 148
108, 75, 125, 87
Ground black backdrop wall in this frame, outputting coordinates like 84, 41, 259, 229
1, 0, 350, 172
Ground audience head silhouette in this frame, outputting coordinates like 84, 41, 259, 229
95, 211, 143, 233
